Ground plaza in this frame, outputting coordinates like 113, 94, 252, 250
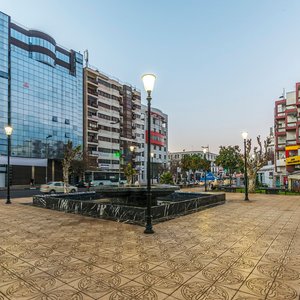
0, 192, 299, 299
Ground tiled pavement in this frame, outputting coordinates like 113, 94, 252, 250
0, 192, 299, 300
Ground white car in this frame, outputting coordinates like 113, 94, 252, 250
40, 182, 78, 194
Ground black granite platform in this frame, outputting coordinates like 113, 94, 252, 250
32, 191, 225, 225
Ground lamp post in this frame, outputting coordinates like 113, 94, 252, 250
242, 132, 249, 201
203, 148, 208, 192
130, 145, 135, 185
45, 135, 52, 183
5, 125, 13, 204
151, 152, 154, 184
142, 73, 156, 234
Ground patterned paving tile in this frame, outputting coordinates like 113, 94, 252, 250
0, 192, 299, 299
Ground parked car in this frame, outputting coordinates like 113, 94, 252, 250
76, 181, 88, 188
40, 182, 78, 194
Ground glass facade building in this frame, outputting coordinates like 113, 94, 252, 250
0, 11, 83, 160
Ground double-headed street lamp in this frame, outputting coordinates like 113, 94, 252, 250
142, 73, 156, 234
5, 125, 13, 204
242, 132, 249, 201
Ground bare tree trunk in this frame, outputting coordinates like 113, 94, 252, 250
63, 166, 69, 194
248, 172, 257, 193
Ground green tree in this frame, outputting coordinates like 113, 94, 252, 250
159, 172, 174, 184
123, 163, 136, 185
190, 154, 202, 174
62, 141, 81, 193
215, 146, 243, 186
180, 155, 192, 182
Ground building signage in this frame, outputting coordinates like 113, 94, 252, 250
286, 155, 300, 166
99, 163, 110, 169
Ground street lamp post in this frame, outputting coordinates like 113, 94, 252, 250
45, 135, 52, 184
130, 145, 135, 185
151, 152, 154, 184
203, 148, 207, 192
142, 73, 156, 234
5, 125, 13, 204
242, 132, 249, 201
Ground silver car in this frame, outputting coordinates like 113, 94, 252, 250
40, 181, 78, 194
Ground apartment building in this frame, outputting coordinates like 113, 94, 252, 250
83, 66, 143, 181
139, 105, 168, 183
274, 84, 300, 187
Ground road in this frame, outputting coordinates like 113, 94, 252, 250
0, 188, 87, 200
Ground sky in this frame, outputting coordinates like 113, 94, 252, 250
1, 0, 300, 153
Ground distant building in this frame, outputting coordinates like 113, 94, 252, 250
140, 105, 168, 183
0, 11, 83, 187
168, 150, 218, 175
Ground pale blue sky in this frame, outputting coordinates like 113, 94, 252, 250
1, 0, 300, 152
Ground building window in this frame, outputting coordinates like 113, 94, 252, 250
159, 154, 162, 159
65, 119, 70, 124
154, 145, 156, 150
65, 132, 70, 138
52, 116, 58, 122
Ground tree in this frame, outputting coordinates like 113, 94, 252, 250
215, 146, 243, 186
245, 136, 271, 192
70, 150, 98, 182
123, 163, 136, 185
180, 155, 192, 182
190, 154, 202, 174
159, 172, 174, 184
62, 141, 81, 193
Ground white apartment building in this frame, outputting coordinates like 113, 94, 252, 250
84, 66, 142, 181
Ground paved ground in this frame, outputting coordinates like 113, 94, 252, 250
0, 192, 299, 300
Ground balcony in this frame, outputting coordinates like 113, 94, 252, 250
276, 144, 285, 151
88, 114, 98, 121
286, 122, 297, 130
286, 139, 296, 145
87, 89, 98, 97
88, 101, 97, 108
87, 77, 98, 86
276, 159, 286, 167
88, 138, 98, 145
88, 126, 98, 133
275, 113, 285, 119
285, 107, 297, 114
